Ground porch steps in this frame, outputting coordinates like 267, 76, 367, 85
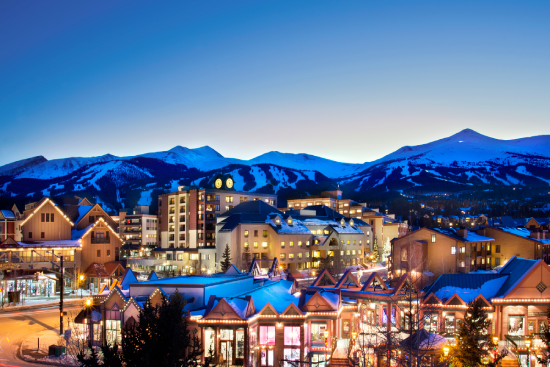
500, 358, 520, 367
329, 358, 351, 367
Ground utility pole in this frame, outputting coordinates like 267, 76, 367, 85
59, 255, 64, 335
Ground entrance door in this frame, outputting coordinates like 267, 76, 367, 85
220, 341, 233, 364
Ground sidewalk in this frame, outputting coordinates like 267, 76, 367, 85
20, 329, 77, 366
0, 292, 90, 313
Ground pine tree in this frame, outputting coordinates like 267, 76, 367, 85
536, 305, 550, 365
221, 244, 232, 272
449, 299, 505, 367
372, 237, 379, 262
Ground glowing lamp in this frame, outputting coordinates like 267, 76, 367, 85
80, 275, 84, 281
323, 330, 329, 339
493, 336, 499, 345
443, 347, 449, 357
86, 299, 91, 307
526, 339, 531, 349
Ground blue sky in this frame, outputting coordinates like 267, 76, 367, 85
1, 0, 549, 166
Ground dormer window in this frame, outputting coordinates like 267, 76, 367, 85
276, 218, 280, 224
349, 219, 354, 226
340, 218, 345, 227
287, 219, 292, 225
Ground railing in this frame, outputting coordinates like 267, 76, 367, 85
91, 237, 111, 244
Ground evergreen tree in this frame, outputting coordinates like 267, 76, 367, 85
221, 244, 232, 272
372, 237, 379, 262
448, 299, 506, 367
536, 305, 550, 365
78, 289, 207, 367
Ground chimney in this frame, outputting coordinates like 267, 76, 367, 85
457, 227, 468, 238
530, 231, 541, 240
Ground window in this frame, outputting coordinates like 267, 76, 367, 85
281, 241, 285, 248
261, 350, 274, 367
298, 241, 302, 247
263, 230, 268, 238
254, 230, 258, 237
298, 253, 302, 259
508, 316, 525, 336
310, 323, 327, 343
284, 326, 300, 346
106, 319, 121, 346
289, 254, 294, 259
244, 242, 249, 248
352, 250, 356, 255
451, 246, 456, 255
28, 232, 32, 238
226, 196, 233, 203
431, 234, 436, 243
51, 213, 54, 222
445, 314, 456, 334
401, 248, 408, 261
495, 258, 501, 266
244, 230, 249, 238
262, 242, 268, 248
41, 213, 45, 222
89, 216, 95, 223
284, 349, 300, 367
496, 245, 501, 253
97, 250, 101, 257
306, 252, 310, 258
280, 254, 286, 260
205, 329, 215, 357
290, 241, 294, 247
259, 326, 275, 345
254, 242, 258, 248
41, 232, 45, 239
460, 246, 466, 253
460, 261, 465, 267
107, 250, 111, 257
306, 241, 310, 246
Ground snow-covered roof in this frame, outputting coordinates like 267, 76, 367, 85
434, 276, 508, 303
71, 224, 94, 240
14, 240, 81, 248
498, 227, 550, 244
266, 214, 312, 235
228, 279, 299, 314
0, 210, 15, 219
431, 228, 494, 243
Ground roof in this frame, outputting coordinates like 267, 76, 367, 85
0, 237, 81, 249
62, 205, 94, 225
495, 227, 550, 245
219, 200, 282, 219
141, 275, 244, 286
430, 228, 495, 243
494, 257, 539, 298
423, 257, 539, 303
0, 210, 15, 219
84, 263, 110, 278
226, 279, 298, 314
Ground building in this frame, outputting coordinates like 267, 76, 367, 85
128, 177, 277, 274
215, 202, 373, 273
0, 209, 17, 242
81, 265, 421, 367
118, 206, 158, 258
286, 190, 408, 262
0, 197, 123, 297
389, 227, 496, 281
420, 256, 550, 366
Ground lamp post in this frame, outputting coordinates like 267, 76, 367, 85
443, 346, 449, 359
79, 275, 84, 298
525, 338, 532, 367
492, 336, 499, 360
324, 329, 329, 362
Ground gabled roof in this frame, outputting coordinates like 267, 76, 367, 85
224, 264, 242, 275
0, 210, 15, 220
494, 257, 539, 298
335, 269, 361, 289
119, 267, 139, 290
71, 217, 122, 241
361, 272, 389, 292
20, 198, 74, 226
311, 269, 337, 287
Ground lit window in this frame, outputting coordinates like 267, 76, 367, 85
281, 242, 285, 248
451, 246, 456, 255
259, 326, 276, 345
298, 241, 302, 247
254, 242, 258, 248
290, 242, 294, 247
431, 234, 436, 243
244, 242, 249, 248
262, 242, 268, 248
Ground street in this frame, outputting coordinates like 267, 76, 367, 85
0, 306, 80, 367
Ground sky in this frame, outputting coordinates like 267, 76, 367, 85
0, 0, 549, 166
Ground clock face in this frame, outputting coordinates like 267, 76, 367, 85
226, 177, 234, 189
215, 178, 223, 189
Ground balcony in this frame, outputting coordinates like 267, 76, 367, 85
91, 237, 111, 244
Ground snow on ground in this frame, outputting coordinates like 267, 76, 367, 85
249, 166, 269, 191
516, 166, 550, 185
302, 170, 316, 181
138, 189, 153, 206
42, 183, 65, 196
505, 174, 522, 185
0, 181, 10, 192
227, 169, 246, 191
73, 184, 84, 191
26, 192, 34, 197
146, 182, 157, 187
406, 178, 422, 186
78, 161, 123, 190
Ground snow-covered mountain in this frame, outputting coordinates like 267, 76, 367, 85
340, 129, 550, 192
1, 129, 549, 213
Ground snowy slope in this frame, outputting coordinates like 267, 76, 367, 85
0, 156, 47, 176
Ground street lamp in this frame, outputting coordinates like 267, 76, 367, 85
323, 330, 329, 361
79, 275, 84, 298
85, 298, 91, 307
443, 346, 449, 357
525, 338, 532, 367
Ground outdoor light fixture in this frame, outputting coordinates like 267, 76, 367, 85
493, 337, 499, 345
525, 339, 531, 349
80, 275, 84, 281
323, 330, 329, 339
86, 299, 91, 307
443, 346, 449, 357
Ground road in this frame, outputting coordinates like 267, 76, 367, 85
0, 306, 80, 367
